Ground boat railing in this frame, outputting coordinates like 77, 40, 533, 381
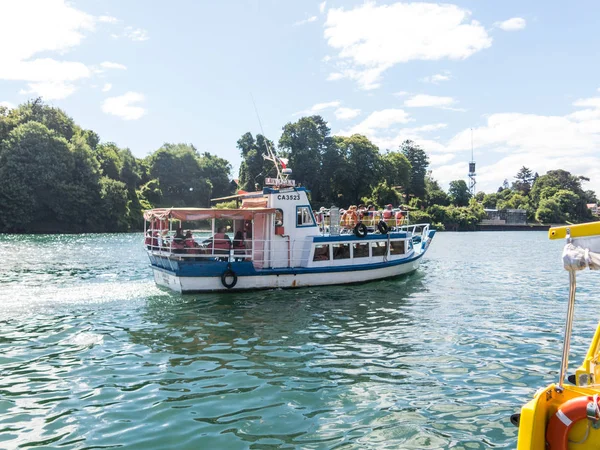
146, 238, 310, 268
393, 223, 430, 238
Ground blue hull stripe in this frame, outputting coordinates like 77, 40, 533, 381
150, 247, 428, 278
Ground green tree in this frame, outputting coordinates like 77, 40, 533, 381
482, 193, 498, 208
536, 198, 564, 224
198, 152, 232, 199
513, 166, 534, 194
237, 132, 276, 191
363, 180, 400, 208
448, 180, 471, 206
0, 122, 100, 232
98, 177, 130, 231
147, 143, 212, 207
531, 169, 591, 221
279, 115, 331, 201
380, 150, 411, 194
424, 174, 449, 207
335, 134, 380, 205
401, 140, 429, 200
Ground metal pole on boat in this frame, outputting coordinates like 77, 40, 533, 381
558, 229, 577, 391
557, 269, 577, 391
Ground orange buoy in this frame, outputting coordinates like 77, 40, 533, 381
546, 395, 600, 449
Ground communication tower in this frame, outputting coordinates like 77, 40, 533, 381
468, 128, 476, 195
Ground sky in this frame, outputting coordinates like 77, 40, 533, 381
1, 0, 600, 194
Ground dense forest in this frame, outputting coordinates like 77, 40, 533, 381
0, 100, 596, 233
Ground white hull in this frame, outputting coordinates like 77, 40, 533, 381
152, 255, 423, 293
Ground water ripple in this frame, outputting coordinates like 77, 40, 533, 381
0, 232, 598, 448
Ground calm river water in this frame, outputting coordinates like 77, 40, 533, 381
1, 231, 598, 449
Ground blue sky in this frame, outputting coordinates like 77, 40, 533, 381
1, 0, 600, 193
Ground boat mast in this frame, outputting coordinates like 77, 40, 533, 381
251, 94, 284, 180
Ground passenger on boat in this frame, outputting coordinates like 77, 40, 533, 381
357, 204, 366, 220
172, 228, 186, 254
395, 209, 405, 226
341, 205, 358, 228
233, 231, 247, 260
183, 231, 201, 254
313, 245, 329, 261
206, 227, 230, 254
382, 204, 393, 220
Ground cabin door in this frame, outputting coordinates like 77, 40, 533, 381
252, 213, 272, 269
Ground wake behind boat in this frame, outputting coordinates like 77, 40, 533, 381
143, 160, 435, 293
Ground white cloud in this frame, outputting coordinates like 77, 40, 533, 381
0, 101, 14, 109
342, 109, 412, 136
404, 94, 457, 108
294, 16, 318, 26
100, 61, 127, 70
20, 81, 77, 100
573, 97, 600, 109
98, 15, 118, 24
295, 100, 341, 115
319, 2, 326, 14
365, 123, 449, 152
433, 96, 600, 192
102, 83, 112, 92
324, 2, 492, 89
420, 72, 451, 84
124, 26, 149, 41
102, 92, 146, 120
0, 0, 95, 96
393, 91, 409, 97
334, 107, 360, 120
495, 17, 526, 31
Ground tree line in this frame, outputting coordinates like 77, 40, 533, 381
0, 100, 596, 233
0, 100, 232, 232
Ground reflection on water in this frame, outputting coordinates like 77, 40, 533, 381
1, 232, 599, 449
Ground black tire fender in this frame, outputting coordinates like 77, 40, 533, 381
353, 223, 368, 238
377, 221, 389, 234
221, 269, 238, 289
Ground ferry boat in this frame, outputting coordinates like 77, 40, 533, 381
513, 222, 600, 449
143, 159, 435, 293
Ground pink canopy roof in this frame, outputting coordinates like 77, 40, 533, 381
143, 207, 276, 221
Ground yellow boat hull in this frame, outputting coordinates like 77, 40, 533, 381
517, 322, 600, 449
517, 383, 600, 449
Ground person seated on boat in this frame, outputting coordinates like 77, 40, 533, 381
144, 230, 152, 249
183, 230, 201, 254
395, 209, 405, 226
232, 230, 247, 260
313, 245, 329, 261
341, 205, 358, 229
382, 204, 393, 221
170, 227, 185, 253
357, 204, 366, 220
206, 227, 231, 255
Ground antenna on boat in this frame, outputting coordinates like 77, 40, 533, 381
250, 93, 283, 180
250, 94, 294, 188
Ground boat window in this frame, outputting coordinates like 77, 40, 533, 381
313, 244, 330, 261
371, 241, 388, 257
275, 208, 284, 226
332, 243, 350, 260
297, 206, 315, 227
352, 242, 369, 258
390, 240, 405, 255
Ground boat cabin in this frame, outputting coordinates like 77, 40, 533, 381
143, 186, 422, 271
